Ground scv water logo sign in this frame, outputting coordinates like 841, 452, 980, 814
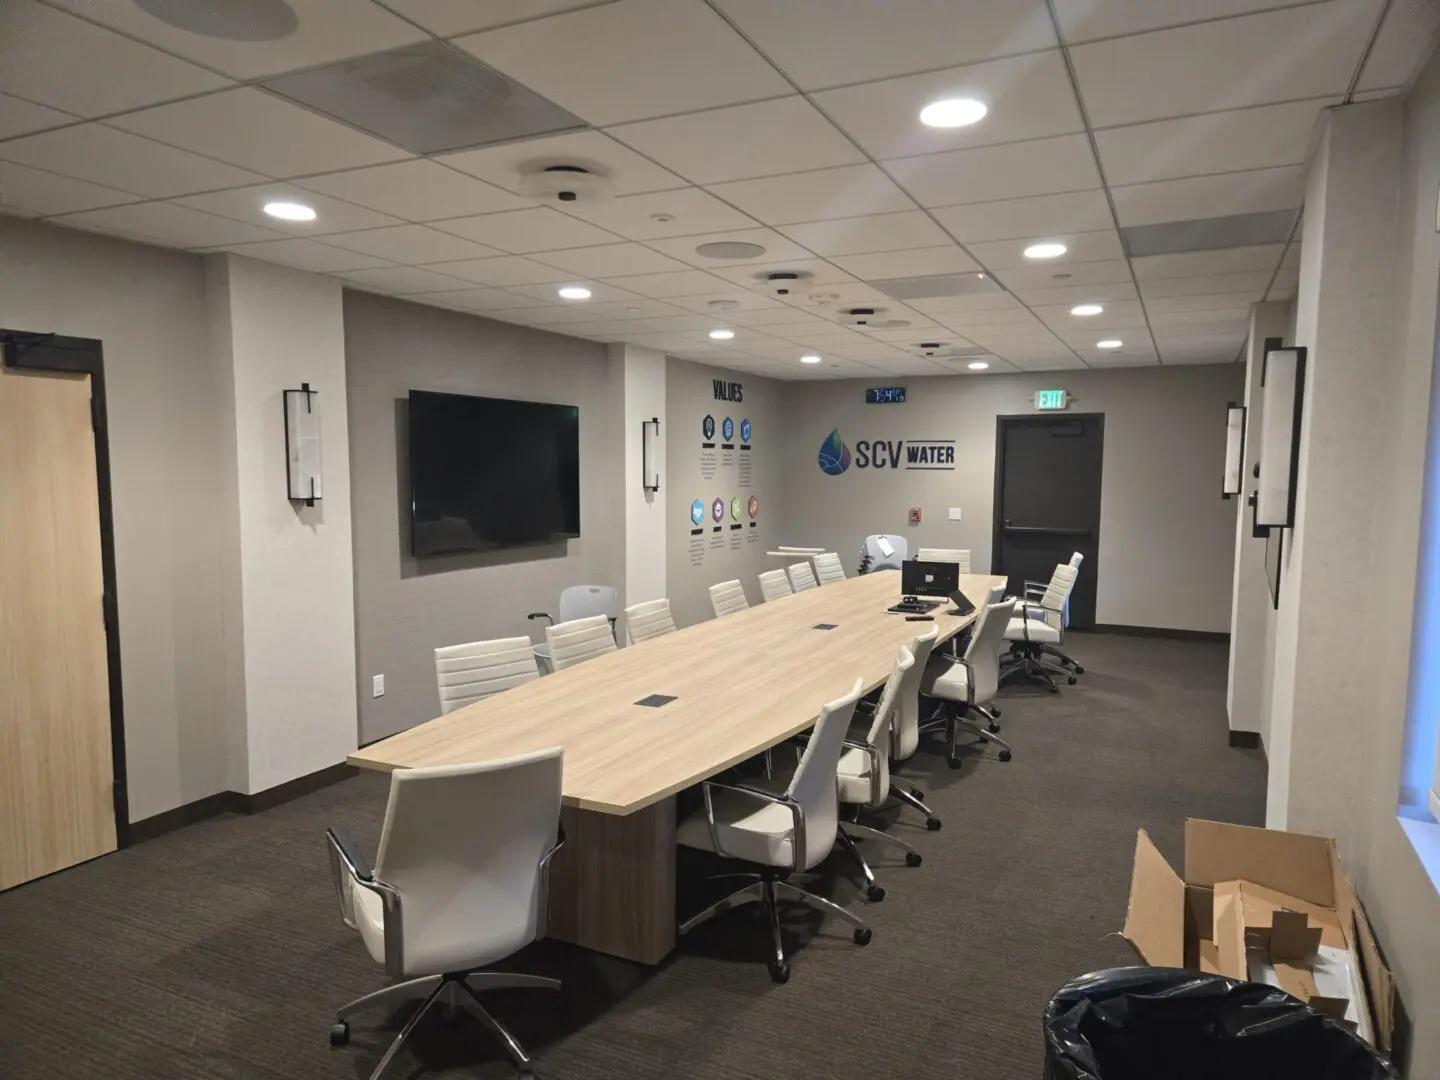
818, 429, 852, 475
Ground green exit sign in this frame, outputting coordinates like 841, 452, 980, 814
1034, 389, 1069, 411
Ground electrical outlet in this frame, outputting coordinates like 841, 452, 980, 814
372, 674, 384, 698
948, 507, 963, 521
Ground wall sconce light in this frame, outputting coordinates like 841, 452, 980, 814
283, 383, 322, 507
642, 416, 660, 493
1222, 402, 1246, 498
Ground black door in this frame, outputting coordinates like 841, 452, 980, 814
992, 415, 1103, 628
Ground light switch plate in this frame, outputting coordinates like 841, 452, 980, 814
948, 507, 963, 521
372, 674, 384, 698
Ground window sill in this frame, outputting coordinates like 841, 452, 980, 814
1398, 800, 1440, 893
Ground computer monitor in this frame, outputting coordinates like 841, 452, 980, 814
901, 559, 959, 599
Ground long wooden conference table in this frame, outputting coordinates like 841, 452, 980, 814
350, 571, 1005, 964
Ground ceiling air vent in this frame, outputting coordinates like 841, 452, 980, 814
871, 272, 1004, 302
1122, 210, 1295, 257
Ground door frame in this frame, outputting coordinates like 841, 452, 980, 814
1, 329, 129, 846
990, 412, 1106, 575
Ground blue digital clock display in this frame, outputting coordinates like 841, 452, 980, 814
865, 387, 907, 404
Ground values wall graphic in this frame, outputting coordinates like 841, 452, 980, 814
730, 496, 741, 520
702, 415, 716, 440
748, 495, 759, 519
690, 498, 705, 526
711, 496, 725, 522
687, 382, 762, 569
819, 428, 852, 475
722, 416, 735, 442
741, 418, 752, 443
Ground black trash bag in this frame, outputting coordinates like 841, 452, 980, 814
1043, 967, 1397, 1080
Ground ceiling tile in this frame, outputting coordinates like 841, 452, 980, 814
931, 190, 1115, 244
1147, 311, 1252, 332
1053, 0, 1313, 44
707, 164, 916, 226
1133, 244, 1285, 280
932, 310, 1045, 333
1033, 299, 1147, 327
1071, 3, 1372, 128
298, 160, 531, 222
209, 237, 393, 274
1146, 292, 1261, 313
967, 229, 1124, 270
1140, 271, 1272, 298
485, 303, 603, 324
726, 308, 837, 329
1357, 0, 1440, 91
1010, 279, 1139, 305
1095, 98, 1334, 186
429, 206, 621, 253
907, 292, 1024, 315
341, 265, 476, 295
996, 258, 1131, 291
398, 255, 573, 286
324, 224, 504, 263
600, 269, 738, 298
44, 0, 428, 80
381, 0, 603, 35
1272, 265, 1300, 290
1110, 166, 1306, 226
0, 124, 266, 197
782, 282, 894, 309
776, 211, 950, 257
813, 51, 1082, 160
535, 242, 690, 277
498, 283, 645, 306
885, 135, 1101, 208
710, 0, 1056, 89
645, 227, 817, 268
418, 286, 544, 312
829, 246, 981, 280
560, 187, 758, 240
107, 89, 411, 178
1282, 243, 1301, 268
605, 97, 863, 185
611, 314, 724, 334
0, 160, 139, 216
453, 0, 791, 125
709, 258, 856, 289
54, 202, 286, 249
0, 92, 76, 141
175, 183, 403, 235
555, 297, 684, 317
0, 3, 232, 117
666, 291, 786, 314
438, 130, 684, 197
1086, 352, 1162, 367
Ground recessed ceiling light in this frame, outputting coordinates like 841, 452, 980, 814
696, 241, 767, 260
709, 329, 735, 340
557, 286, 591, 300
919, 98, 988, 129
801, 355, 822, 364
967, 360, 990, 370
1071, 304, 1104, 317
1024, 241, 1067, 260
1097, 339, 1123, 350
263, 200, 316, 222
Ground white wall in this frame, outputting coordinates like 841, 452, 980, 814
610, 343, 668, 609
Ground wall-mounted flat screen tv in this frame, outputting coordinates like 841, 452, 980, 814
409, 390, 580, 557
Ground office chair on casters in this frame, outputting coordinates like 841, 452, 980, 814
1001, 565, 1079, 692
546, 614, 618, 671
916, 547, 972, 574
921, 598, 1017, 768
1033, 552, 1086, 677
677, 679, 871, 984
623, 598, 677, 644
758, 568, 793, 602
325, 750, 565, 1080
528, 585, 617, 672
811, 552, 846, 584
787, 561, 819, 593
709, 579, 750, 617
883, 628, 943, 830
434, 637, 539, 714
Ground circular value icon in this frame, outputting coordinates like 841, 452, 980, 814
722, 416, 735, 441
748, 495, 759, 519
702, 414, 716, 440
690, 498, 705, 526
711, 497, 725, 522
740, 418, 752, 442
730, 496, 742, 520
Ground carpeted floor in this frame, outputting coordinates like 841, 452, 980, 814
0, 633, 1265, 1080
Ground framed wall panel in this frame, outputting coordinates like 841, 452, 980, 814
1223, 402, 1246, 498
1256, 346, 1307, 528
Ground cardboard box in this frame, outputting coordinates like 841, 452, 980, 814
1123, 819, 1396, 1051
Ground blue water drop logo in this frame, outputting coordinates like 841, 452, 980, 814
818, 429, 852, 475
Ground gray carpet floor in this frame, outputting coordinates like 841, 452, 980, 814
0, 633, 1265, 1080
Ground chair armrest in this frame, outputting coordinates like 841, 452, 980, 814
328, 825, 372, 882
700, 780, 805, 872
526, 612, 554, 625
538, 822, 566, 873
534, 822, 566, 939
842, 738, 885, 806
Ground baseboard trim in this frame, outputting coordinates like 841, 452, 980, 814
1090, 624, 1231, 643
1228, 730, 1262, 749
126, 763, 357, 845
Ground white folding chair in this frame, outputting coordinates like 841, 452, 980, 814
811, 552, 846, 584
709, 580, 749, 618
545, 614, 617, 671
434, 636, 538, 714
624, 598, 677, 644
758, 569, 793, 602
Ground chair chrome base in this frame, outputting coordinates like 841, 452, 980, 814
999, 644, 1062, 692
680, 869, 872, 983
331, 969, 561, 1079
888, 780, 943, 831
923, 702, 1014, 765
1040, 642, 1084, 675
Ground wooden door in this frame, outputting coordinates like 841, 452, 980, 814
0, 364, 116, 890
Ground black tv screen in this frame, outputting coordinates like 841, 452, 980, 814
409, 390, 580, 557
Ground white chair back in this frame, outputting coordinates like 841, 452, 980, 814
1038, 565, 1078, 630
965, 599, 1017, 705
1069, 551, 1084, 569
787, 562, 819, 593
917, 547, 971, 574
546, 614, 617, 670
624, 598, 677, 644
758, 569, 793, 602
558, 584, 618, 622
890, 627, 938, 761
709, 580, 749, 617
1064, 552, 1084, 625
811, 552, 845, 584
788, 678, 863, 870
862, 534, 907, 570
986, 582, 1007, 605
857, 647, 916, 804
371, 748, 562, 977
434, 636, 537, 714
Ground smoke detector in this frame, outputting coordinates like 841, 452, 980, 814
754, 269, 813, 298
517, 163, 615, 204
841, 306, 880, 327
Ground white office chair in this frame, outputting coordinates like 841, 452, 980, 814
917, 547, 972, 574
1002, 564, 1079, 692
325, 749, 565, 1078
1036, 552, 1086, 677
546, 614, 617, 671
860, 534, 907, 572
787, 561, 819, 593
811, 552, 846, 585
709, 579, 749, 618
876, 627, 944, 831
921, 598, 1017, 766
677, 679, 871, 983
758, 568, 793, 602
434, 636, 538, 714
624, 598, 677, 644
529, 584, 618, 672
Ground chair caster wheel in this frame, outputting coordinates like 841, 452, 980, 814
1048, 685, 1060, 694
999, 750, 1013, 762
1068, 675, 1078, 685
866, 884, 885, 902
1074, 666, 1085, 675
906, 852, 923, 867
910, 786, 924, 800
853, 927, 873, 946
768, 961, 791, 984
926, 817, 942, 831
329, 1021, 350, 1047
947, 756, 963, 770
990, 707, 1001, 718
987, 721, 1001, 734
